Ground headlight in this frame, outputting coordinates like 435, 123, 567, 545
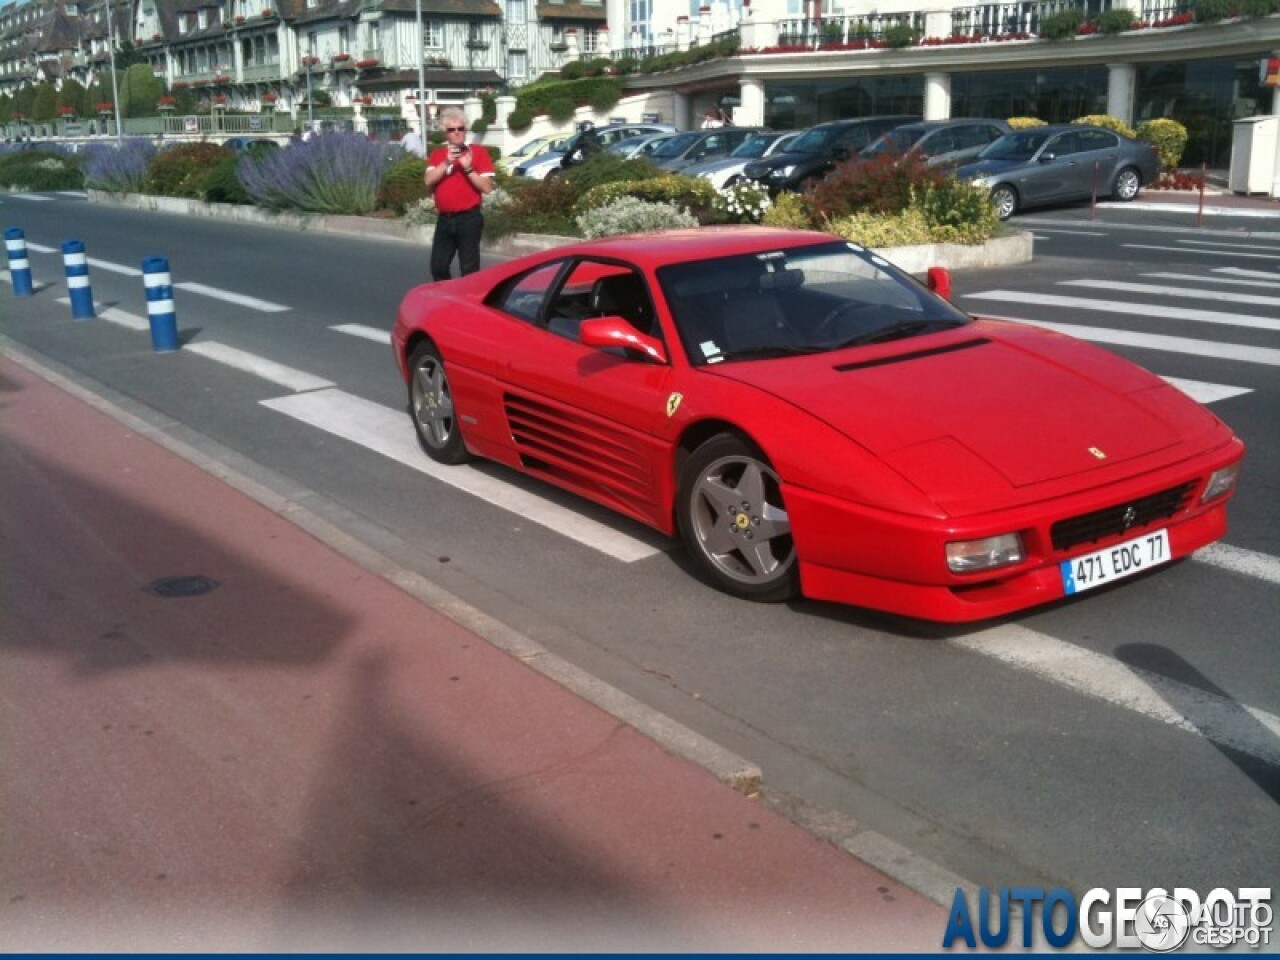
774, 165, 797, 178
969, 175, 993, 188
1201, 463, 1240, 503
946, 533, 1025, 574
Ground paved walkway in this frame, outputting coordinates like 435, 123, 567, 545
0, 347, 950, 952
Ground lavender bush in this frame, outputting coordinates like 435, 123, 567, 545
237, 133, 390, 214
83, 139, 157, 193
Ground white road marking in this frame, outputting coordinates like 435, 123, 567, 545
261, 388, 662, 563
1195, 542, 1280, 586
1158, 376, 1252, 404
965, 290, 1280, 332
1124, 243, 1280, 261
952, 626, 1280, 767
331, 323, 391, 344
1172, 238, 1280, 250
175, 282, 290, 313
184, 342, 333, 392
1142, 272, 1280, 290
8, 193, 51, 202
1062, 279, 1280, 309
87, 257, 142, 277
1025, 228, 1107, 236
55, 191, 88, 198
54, 298, 151, 331
24, 242, 56, 253
974, 313, 1280, 367
1214, 267, 1280, 280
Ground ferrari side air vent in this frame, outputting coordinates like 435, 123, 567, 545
834, 338, 990, 372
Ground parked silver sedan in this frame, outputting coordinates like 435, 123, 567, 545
682, 130, 800, 191
954, 123, 1160, 220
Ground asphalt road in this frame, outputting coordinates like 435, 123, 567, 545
3, 191, 1277, 904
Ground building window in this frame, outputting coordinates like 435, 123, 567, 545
507, 49, 526, 79
507, 0, 526, 26
582, 26, 598, 52
198, 8, 207, 29
423, 19, 443, 48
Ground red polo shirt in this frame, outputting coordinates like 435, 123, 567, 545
427, 143, 495, 214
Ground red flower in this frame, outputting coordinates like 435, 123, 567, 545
262, 91, 278, 102
96, 101, 114, 112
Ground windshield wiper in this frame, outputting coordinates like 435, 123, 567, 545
835, 319, 962, 348
725, 344, 822, 361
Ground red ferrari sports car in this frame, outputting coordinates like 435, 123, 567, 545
392, 227, 1243, 622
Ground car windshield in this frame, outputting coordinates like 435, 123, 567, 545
658, 241, 970, 365
784, 127, 836, 155
862, 129, 924, 157
731, 133, 785, 159
979, 130, 1051, 161
651, 132, 701, 158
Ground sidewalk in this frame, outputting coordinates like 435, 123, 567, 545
0, 347, 951, 952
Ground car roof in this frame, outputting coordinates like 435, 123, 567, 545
550, 226, 835, 270
809, 115, 918, 130
892, 118, 1010, 132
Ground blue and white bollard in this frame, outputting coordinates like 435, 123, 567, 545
142, 256, 179, 352
61, 239, 95, 319
5, 227, 33, 296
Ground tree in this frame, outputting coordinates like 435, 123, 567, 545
31, 83, 58, 122
114, 38, 144, 71
58, 78, 88, 117
120, 62, 164, 117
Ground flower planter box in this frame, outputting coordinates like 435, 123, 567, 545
355, 58, 380, 69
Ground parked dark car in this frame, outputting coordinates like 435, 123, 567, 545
953, 123, 1160, 219
742, 115, 918, 193
857, 118, 1011, 170
648, 127, 763, 173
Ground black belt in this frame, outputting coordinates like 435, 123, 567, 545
438, 207, 481, 218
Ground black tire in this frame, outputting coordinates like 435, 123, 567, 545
407, 341, 470, 465
991, 184, 1019, 220
1112, 166, 1141, 201
676, 434, 799, 603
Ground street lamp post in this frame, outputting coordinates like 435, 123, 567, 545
305, 60, 314, 133
415, 0, 426, 136
103, 0, 124, 143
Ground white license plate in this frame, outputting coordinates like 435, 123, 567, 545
1060, 528, 1171, 596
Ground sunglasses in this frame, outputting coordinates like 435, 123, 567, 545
444, 126, 466, 133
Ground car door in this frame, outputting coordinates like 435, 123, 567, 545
1066, 129, 1123, 201
1022, 131, 1081, 205
491, 256, 675, 527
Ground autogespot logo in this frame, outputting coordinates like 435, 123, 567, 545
942, 886, 1273, 951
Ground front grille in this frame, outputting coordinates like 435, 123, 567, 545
1051, 482, 1196, 552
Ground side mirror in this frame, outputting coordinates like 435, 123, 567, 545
927, 266, 952, 301
1039, 151, 1057, 163
580, 316, 668, 364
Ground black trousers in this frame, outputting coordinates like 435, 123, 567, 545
430, 207, 484, 282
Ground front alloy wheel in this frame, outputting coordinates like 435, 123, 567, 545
677, 434, 799, 603
991, 184, 1018, 220
408, 341, 470, 464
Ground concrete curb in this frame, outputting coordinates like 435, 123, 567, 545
86, 189, 1034, 269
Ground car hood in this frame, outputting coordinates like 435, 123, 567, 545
956, 157, 1027, 179
683, 157, 739, 175
705, 323, 1206, 503
744, 151, 819, 173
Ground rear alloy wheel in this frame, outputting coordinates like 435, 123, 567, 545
1112, 166, 1141, 201
991, 184, 1019, 220
408, 341, 470, 465
677, 434, 799, 603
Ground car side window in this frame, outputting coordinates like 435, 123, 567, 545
835, 127, 872, 150
493, 260, 565, 325
920, 129, 957, 157
1076, 129, 1119, 153
1045, 132, 1078, 157
954, 124, 998, 150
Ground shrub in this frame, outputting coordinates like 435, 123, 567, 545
913, 178, 999, 244
883, 24, 918, 47
547, 96, 576, 124
1192, 0, 1235, 21
1039, 8, 1086, 38
0, 149, 84, 190
488, 176, 579, 236
561, 151, 661, 193
147, 142, 232, 198
507, 105, 533, 133
83, 139, 157, 192
807, 152, 944, 219
202, 153, 249, 203
710, 180, 773, 224
576, 197, 699, 238
379, 154, 428, 213
575, 174, 716, 220
827, 208, 933, 247
1072, 114, 1136, 138
761, 190, 815, 230
1007, 117, 1046, 129
1136, 117, 1188, 170
1096, 8, 1136, 33
589, 84, 621, 113
237, 132, 389, 214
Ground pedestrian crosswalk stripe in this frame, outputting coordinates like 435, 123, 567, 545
175, 282, 290, 313
1214, 266, 1280, 280
8, 193, 51, 202
1157, 376, 1252, 404
185, 342, 333, 392
330, 323, 390, 344
1062, 279, 1280, 308
1142, 272, 1280, 290
1172, 237, 1280, 251
261, 388, 662, 563
1124, 243, 1280, 261
975, 313, 1280, 367
965, 290, 1280, 332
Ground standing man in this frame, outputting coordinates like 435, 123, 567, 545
423, 107, 495, 281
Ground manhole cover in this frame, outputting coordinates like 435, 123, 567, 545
145, 575, 220, 598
